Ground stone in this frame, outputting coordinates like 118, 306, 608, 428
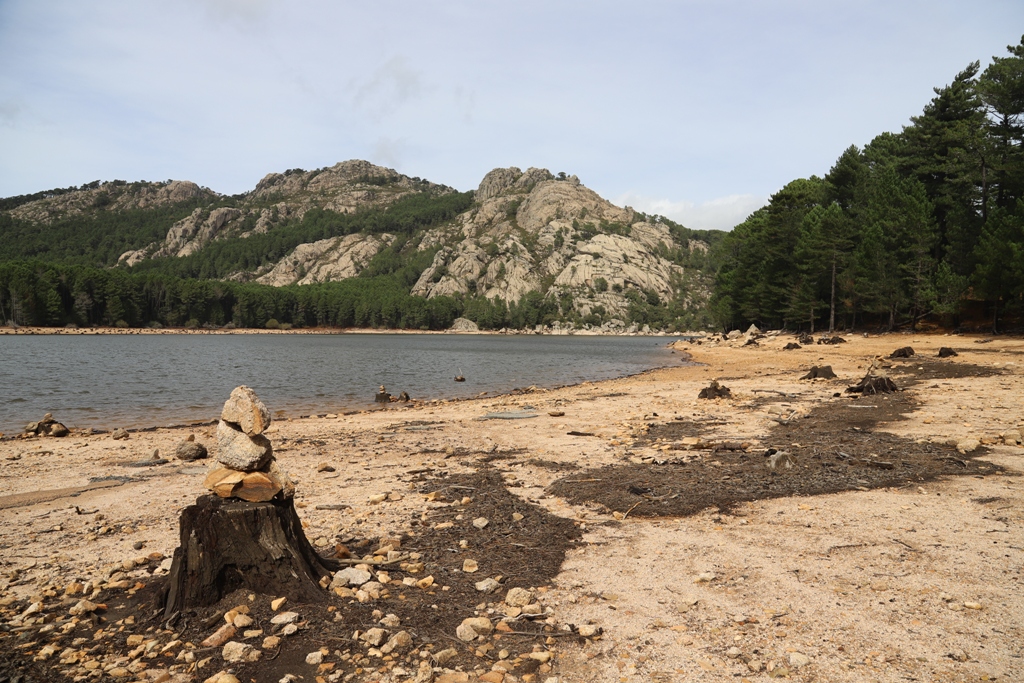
479, 672, 505, 683
456, 616, 494, 642
271, 596, 287, 611
333, 568, 372, 587
69, 599, 99, 616
232, 614, 253, 628
381, 630, 413, 653
361, 628, 387, 647
216, 420, 273, 471
221, 641, 259, 663
221, 386, 271, 436
472, 517, 490, 529
270, 611, 299, 625
577, 624, 599, 637
956, 438, 980, 455
201, 623, 237, 647
505, 587, 533, 607
262, 635, 281, 649
476, 578, 501, 593
175, 437, 208, 461
788, 652, 811, 668
112, 428, 130, 440
234, 471, 282, 502
204, 468, 245, 498
305, 650, 323, 665
463, 559, 479, 573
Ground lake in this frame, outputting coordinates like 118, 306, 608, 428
0, 333, 684, 433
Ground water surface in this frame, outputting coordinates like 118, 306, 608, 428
0, 334, 680, 432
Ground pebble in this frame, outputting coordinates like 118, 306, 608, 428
476, 578, 501, 593
456, 617, 494, 641
463, 559, 479, 573
788, 652, 811, 668
472, 517, 490, 529
222, 641, 260, 663
305, 650, 324, 665
333, 568, 372, 587
270, 611, 299, 625
271, 596, 287, 611
505, 587, 533, 607
695, 572, 716, 583
262, 636, 281, 649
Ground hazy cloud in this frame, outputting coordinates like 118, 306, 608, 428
353, 57, 424, 122
615, 192, 768, 232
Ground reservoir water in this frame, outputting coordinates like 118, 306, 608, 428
0, 333, 681, 433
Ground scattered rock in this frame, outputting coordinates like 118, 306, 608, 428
766, 449, 795, 471
956, 438, 980, 454
381, 630, 413, 653
270, 596, 287, 611
462, 559, 479, 572
201, 623, 237, 647
475, 577, 501, 593
333, 568, 372, 587
456, 617, 493, 641
270, 611, 299, 625
472, 517, 490, 529
112, 427, 130, 440
505, 587, 533, 606
788, 652, 811, 668
222, 641, 260, 663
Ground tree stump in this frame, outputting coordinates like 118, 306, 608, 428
162, 494, 338, 617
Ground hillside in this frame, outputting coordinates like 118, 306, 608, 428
0, 162, 722, 332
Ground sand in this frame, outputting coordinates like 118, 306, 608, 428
1, 331, 1021, 682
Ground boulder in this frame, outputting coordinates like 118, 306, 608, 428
221, 386, 271, 436
216, 420, 273, 472
449, 317, 480, 333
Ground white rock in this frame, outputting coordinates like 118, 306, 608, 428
270, 611, 299, 625
505, 587, 533, 607
332, 568, 372, 587
222, 641, 259, 663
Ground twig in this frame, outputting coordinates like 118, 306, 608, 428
752, 389, 793, 397
892, 538, 920, 552
826, 543, 868, 555
332, 557, 406, 566
621, 501, 644, 519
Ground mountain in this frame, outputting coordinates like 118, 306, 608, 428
0, 161, 723, 331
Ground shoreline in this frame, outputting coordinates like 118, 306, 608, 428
0, 324, 691, 337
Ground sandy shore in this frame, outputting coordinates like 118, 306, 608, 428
1, 332, 1021, 682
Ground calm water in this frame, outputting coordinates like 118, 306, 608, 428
0, 334, 680, 432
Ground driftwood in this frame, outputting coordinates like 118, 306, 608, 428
698, 381, 732, 399
798, 334, 814, 345
845, 374, 898, 394
938, 347, 959, 358
800, 365, 837, 380
890, 346, 915, 358
162, 495, 339, 617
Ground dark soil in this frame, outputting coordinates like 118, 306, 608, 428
548, 359, 1006, 518
1, 468, 582, 683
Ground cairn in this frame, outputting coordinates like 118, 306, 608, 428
202, 386, 294, 502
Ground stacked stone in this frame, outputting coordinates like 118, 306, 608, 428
203, 386, 295, 502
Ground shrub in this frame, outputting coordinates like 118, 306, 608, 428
265, 318, 280, 330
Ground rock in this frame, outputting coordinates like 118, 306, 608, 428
69, 599, 99, 616
221, 641, 259, 663
232, 614, 253, 628
215, 420, 273, 471
449, 317, 480, 333
1003, 429, 1022, 446
381, 630, 413, 653
695, 572, 716, 583
112, 427, 130, 440
270, 611, 299, 625
462, 559, 479, 573
271, 596, 287, 611
262, 635, 281, 649
333, 568, 372, 587
203, 673, 241, 683
305, 650, 323, 665
201, 623, 237, 647
204, 468, 245, 498
505, 587, 533, 607
956, 438, 980, 454
476, 577, 501, 593
362, 627, 388, 646
221, 386, 271, 436
578, 624, 600, 637
766, 449, 795, 471
788, 652, 811, 667
175, 436, 208, 461
472, 517, 490, 529
456, 617, 493, 641
234, 471, 282, 502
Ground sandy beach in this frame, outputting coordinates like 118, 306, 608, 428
1, 331, 1021, 683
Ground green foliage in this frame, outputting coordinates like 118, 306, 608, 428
594, 277, 608, 293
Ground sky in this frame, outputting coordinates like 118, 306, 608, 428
1, 1, 1022, 231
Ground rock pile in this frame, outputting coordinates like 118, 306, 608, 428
203, 386, 294, 502
23, 412, 69, 437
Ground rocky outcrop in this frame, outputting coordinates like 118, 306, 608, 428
254, 233, 395, 286
12, 181, 212, 224
410, 166, 710, 320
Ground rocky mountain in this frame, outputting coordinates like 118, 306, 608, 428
1, 160, 720, 330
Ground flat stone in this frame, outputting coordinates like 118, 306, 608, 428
270, 597, 287, 611
472, 517, 490, 529
262, 636, 281, 649
788, 652, 811, 668
270, 611, 299, 625
305, 650, 323, 665
475, 578, 501, 593
333, 568, 372, 587
381, 630, 413, 653
221, 386, 271, 436
204, 468, 245, 498
216, 420, 273, 472
463, 559, 479, 573
221, 641, 259, 663
234, 471, 282, 502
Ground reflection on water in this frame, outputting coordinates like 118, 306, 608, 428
0, 334, 680, 432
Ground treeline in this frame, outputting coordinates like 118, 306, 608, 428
0, 261, 463, 330
713, 37, 1024, 333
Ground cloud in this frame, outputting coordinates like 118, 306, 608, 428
352, 56, 424, 122
0, 100, 23, 128
191, 0, 274, 25
371, 137, 408, 171
614, 192, 768, 232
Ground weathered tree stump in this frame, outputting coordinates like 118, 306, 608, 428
162, 494, 338, 617
845, 374, 898, 394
